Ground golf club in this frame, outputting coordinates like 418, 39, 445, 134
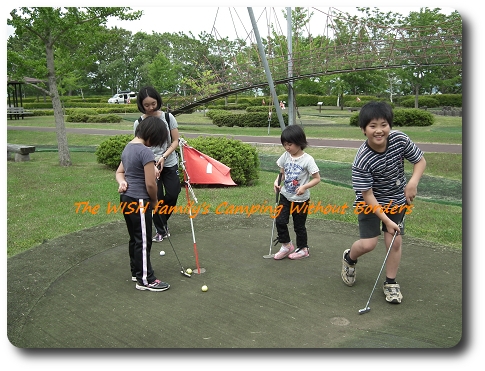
162, 225, 191, 278
264, 172, 282, 259
358, 214, 406, 314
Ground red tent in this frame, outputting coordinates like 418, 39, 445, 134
181, 144, 236, 186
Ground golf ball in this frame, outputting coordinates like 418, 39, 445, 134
159, 250, 165, 256
201, 285, 208, 292
186, 268, 192, 274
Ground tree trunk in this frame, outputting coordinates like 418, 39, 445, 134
46, 42, 71, 166
414, 84, 420, 109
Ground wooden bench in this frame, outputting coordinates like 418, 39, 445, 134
7, 144, 36, 162
7, 107, 34, 120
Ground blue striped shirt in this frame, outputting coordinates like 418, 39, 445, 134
352, 130, 424, 206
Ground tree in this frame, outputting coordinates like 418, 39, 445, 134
7, 7, 141, 166
395, 8, 462, 106
147, 52, 181, 93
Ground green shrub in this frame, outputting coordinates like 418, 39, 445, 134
393, 108, 434, 127
95, 134, 133, 170
400, 96, 440, 108
66, 113, 122, 123
206, 109, 230, 120
349, 108, 434, 127
212, 112, 287, 127
183, 136, 260, 186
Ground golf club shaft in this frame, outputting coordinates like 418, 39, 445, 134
268, 172, 283, 255
359, 213, 406, 313
361, 229, 399, 311
162, 225, 190, 277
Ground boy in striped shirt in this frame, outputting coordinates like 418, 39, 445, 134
341, 101, 426, 304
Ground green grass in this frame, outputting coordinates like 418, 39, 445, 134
7, 111, 462, 256
7, 107, 463, 144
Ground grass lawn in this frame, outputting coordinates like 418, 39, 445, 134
6, 111, 462, 256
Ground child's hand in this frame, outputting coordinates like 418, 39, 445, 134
404, 181, 418, 204
118, 181, 128, 193
295, 186, 304, 195
384, 219, 401, 235
274, 183, 281, 193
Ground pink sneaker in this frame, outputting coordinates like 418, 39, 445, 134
289, 247, 309, 260
274, 242, 295, 260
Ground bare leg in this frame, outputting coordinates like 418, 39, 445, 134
349, 237, 378, 261
384, 232, 402, 279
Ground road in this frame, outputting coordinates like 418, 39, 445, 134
7, 125, 462, 154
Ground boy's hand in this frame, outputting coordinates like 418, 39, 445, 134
404, 181, 418, 204
384, 219, 401, 235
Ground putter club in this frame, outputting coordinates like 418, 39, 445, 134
264, 172, 282, 259
358, 215, 406, 315
162, 225, 191, 278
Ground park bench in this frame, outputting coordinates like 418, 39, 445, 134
7, 107, 34, 120
7, 143, 36, 162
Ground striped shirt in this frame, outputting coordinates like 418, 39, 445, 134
352, 130, 424, 206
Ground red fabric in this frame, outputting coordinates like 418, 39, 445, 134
182, 145, 236, 186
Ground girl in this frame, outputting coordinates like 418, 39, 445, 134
273, 125, 321, 260
116, 116, 170, 291
134, 86, 181, 242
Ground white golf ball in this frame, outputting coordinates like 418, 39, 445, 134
159, 250, 165, 256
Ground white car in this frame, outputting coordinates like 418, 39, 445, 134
108, 91, 136, 104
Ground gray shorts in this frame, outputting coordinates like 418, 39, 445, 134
358, 210, 406, 239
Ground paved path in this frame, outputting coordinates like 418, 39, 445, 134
7, 126, 462, 154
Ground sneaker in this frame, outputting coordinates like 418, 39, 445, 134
288, 247, 309, 260
274, 242, 295, 260
131, 276, 136, 282
152, 233, 163, 242
383, 282, 403, 303
161, 228, 170, 238
136, 279, 170, 292
341, 249, 356, 286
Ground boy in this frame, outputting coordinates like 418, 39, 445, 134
341, 101, 426, 303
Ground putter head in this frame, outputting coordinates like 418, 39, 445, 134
358, 307, 371, 314
181, 270, 191, 278
263, 254, 275, 259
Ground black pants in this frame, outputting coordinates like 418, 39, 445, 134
275, 194, 310, 250
153, 164, 181, 234
120, 194, 156, 285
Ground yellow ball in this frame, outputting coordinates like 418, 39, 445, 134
201, 285, 208, 292
186, 268, 192, 275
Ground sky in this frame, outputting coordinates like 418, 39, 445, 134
6, 4, 458, 40
3, 0, 483, 369
104, 5, 455, 40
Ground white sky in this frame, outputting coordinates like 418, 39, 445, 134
6, 3, 458, 40
103, 5, 455, 40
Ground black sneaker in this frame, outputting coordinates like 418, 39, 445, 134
136, 279, 170, 292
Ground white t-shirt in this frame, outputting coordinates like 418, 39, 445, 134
276, 151, 320, 202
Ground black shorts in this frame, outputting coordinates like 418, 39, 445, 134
358, 210, 406, 239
